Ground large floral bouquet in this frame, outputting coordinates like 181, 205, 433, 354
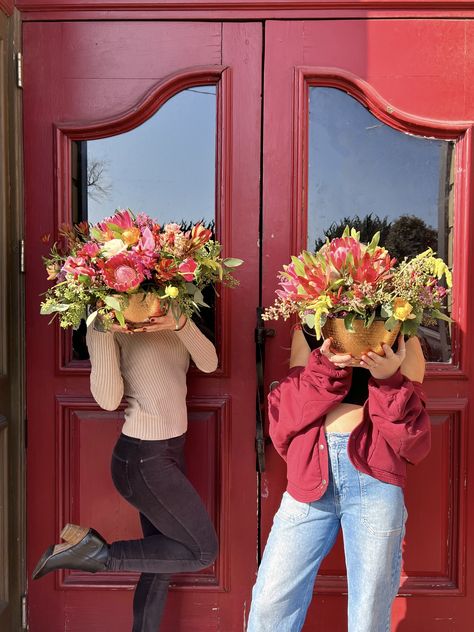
263, 226, 452, 339
41, 209, 242, 329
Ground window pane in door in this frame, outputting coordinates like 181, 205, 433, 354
70, 86, 217, 361
308, 87, 454, 363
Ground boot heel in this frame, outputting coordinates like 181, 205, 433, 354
60, 523, 89, 545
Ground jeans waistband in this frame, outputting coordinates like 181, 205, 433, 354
325, 432, 351, 445
118, 432, 185, 445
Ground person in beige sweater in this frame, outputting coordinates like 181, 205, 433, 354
32, 311, 219, 632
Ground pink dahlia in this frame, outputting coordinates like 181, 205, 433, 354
101, 253, 145, 292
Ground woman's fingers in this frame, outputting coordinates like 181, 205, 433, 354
320, 338, 332, 355
395, 334, 406, 358
320, 339, 353, 367
331, 354, 353, 364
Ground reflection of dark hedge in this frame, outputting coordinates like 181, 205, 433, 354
384, 215, 437, 261
314, 213, 437, 262
179, 218, 216, 238
314, 213, 391, 251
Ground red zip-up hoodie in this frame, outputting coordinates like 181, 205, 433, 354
268, 348, 431, 503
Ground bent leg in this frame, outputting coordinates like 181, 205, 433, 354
247, 491, 340, 632
108, 435, 218, 575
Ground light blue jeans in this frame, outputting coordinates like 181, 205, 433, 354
247, 433, 407, 632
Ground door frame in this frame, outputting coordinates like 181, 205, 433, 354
0, 7, 26, 631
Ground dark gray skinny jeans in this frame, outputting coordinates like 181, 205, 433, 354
107, 432, 218, 632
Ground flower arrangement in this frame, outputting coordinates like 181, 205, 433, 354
41, 209, 243, 329
263, 226, 452, 340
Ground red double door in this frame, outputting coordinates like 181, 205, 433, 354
25, 19, 474, 631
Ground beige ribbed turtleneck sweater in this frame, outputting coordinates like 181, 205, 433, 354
86, 319, 218, 440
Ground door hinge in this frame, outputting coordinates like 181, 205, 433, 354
16, 52, 23, 89
20, 239, 25, 273
21, 594, 28, 629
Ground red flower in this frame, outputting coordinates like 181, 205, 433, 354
101, 253, 145, 292
154, 258, 178, 282
178, 258, 198, 281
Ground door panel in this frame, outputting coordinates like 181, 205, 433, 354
262, 20, 474, 631
25, 21, 261, 631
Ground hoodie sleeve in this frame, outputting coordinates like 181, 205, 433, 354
268, 349, 352, 459
367, 369, 431, 465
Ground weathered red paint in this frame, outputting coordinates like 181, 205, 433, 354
24, 21, 261, 631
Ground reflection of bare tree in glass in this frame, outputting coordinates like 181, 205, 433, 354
87, 159, 112, 203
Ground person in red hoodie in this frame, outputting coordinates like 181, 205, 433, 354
247, 326, 430, 632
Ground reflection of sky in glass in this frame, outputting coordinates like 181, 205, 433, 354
86, 87, 216, 226
308, 88, 449, 248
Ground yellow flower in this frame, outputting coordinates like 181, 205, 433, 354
164, 286, 179, 299
393, 298, 415, 321
122, 227, 141, 246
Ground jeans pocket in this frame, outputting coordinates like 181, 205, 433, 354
111, 452, 134, 499
358, 472, 405, 537
278, 491, 310, 523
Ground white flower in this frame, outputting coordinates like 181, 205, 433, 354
101, 239, 128, 259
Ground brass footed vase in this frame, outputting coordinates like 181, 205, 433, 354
321, 318, 401, 360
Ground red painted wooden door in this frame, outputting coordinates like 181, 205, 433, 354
262, 20, 474, 631
24, 22, 261, 631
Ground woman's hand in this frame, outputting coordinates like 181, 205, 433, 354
109, 311, 187, 334
320, 338, 354, 368
359, 334, 406, 380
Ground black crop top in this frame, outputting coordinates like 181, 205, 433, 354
301, 326, 372, 406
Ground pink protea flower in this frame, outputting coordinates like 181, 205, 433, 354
100, 253, 145, 292
98, 209, 134, 232
62, 256, 96, 278
178, 258, 198, 281
321, 236, 395, 285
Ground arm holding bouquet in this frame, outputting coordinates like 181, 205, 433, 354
326, 333, 431, 464
269, 337, 352, 458
249, 226, 448, 632
34, 209, 239, 631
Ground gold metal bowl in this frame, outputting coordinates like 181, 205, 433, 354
121, 293, 165, 324
321, 318, 401, 359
